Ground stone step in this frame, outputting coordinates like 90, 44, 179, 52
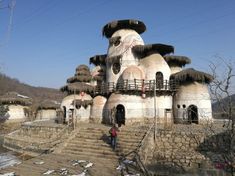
64, 145, 116, 156
61, 149, 119, 160
66, 140, 139, 147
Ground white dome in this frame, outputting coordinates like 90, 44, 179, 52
121, 66, 144, 80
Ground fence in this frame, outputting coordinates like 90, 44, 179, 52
93, 78, 179, 95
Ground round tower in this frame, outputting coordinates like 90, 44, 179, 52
102, 19, 146, 85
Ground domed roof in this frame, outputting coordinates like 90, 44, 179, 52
93, 96, 107, 106
121, 66, 144, 80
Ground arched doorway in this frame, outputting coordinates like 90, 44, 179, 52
63, 106, 66, 123
156, 72, 163, 89
116, 104, 125, 127
187, 105, 198, 124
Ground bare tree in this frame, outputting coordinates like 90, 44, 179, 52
209, 56, 235, 175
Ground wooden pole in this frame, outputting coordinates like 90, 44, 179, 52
154, 80, 157, 142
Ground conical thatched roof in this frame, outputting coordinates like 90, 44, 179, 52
102, 19, 146, 38
66, 64, 92, 83
37, 100, 60, 110
170, 68, 213, 84
72, 99, 93, 108
60, 82, 95, 94
164, 55, 191, 66
132, 44, 174, 58
106, 55, 122, 64
67, 75, 92, 83
89, 54, 107, 66
0, 92, 32, 106
76, 65, 89, 72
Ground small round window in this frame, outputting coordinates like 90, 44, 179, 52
112, 63, 121, 74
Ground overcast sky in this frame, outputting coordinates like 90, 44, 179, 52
0, 0, 235, 88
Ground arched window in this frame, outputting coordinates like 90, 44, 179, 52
156, 72, 164, 89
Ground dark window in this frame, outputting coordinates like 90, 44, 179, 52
156, 72, 164, 89
183, 104, 186, 108
177, 104, 180, 108
112, 63, 121, 74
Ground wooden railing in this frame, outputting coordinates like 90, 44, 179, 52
94, 79, 178, 95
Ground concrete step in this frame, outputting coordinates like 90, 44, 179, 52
61, 149, 119, 160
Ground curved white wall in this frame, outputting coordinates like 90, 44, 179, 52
174, 82, 212, 123
106, 29, 144, 84
104, 93, 145, 123
140, 54, 171, 82
61, 94, 92, 122
90, 95, 107, 122
144, 95, 173, 123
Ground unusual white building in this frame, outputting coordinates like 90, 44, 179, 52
0, 92, 31, 122
35, 100, 60, 120
61, 19, 213, 125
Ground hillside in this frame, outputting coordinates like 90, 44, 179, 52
0, 73, 65, 103
212, 94, 235, 119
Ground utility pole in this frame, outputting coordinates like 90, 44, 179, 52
153, 80, 157, 141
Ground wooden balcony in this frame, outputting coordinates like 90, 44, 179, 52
93, 79, 179, 96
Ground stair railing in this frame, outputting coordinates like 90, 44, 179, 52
118, 121, 154, 176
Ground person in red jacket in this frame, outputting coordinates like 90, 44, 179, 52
109, 124, 119, 150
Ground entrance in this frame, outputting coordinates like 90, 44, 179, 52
116, 104, 125, 127
187, 105, 198, 124
63, 106, 66, 123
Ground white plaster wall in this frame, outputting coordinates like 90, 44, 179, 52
36, 109, 57, 120
170, 66, 182, 74
104, 93, 145, 123
90, 96, 107, 122
75, 106, 91, 122
140, 54, 171, 82
7, 105, 27, 121
106, 29, 144, 84
60, 94, 92, 122
144, 96, 173, 122
174, 82, 212, 122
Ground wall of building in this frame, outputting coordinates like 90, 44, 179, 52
173, 81, 212, 123
90, 95, 107, 123
140, 54, 171, 81
36, 109, 57, 120
104, 93, 145, 124
7, 105, 27, 121
106, 29, 144, 84
144, 95, 173, 124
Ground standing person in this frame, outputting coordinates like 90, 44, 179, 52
109, 124, 118, 150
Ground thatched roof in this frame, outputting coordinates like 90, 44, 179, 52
0, 92, 32, 106
37, 100, 60, 110
76, 64, 89, 71
106, 55, 122, 64
132, 44, 174, 58
164, 55, 191, 66
60, 82, 95, 94
89, 54, 107, 66
102, 19, 146, 38
170, 68, 213, 84
67, 75, 92, 83
72, 99, 93, 108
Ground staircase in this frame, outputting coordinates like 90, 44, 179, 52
59, 123, 149, 156
0, 122, 151, 176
